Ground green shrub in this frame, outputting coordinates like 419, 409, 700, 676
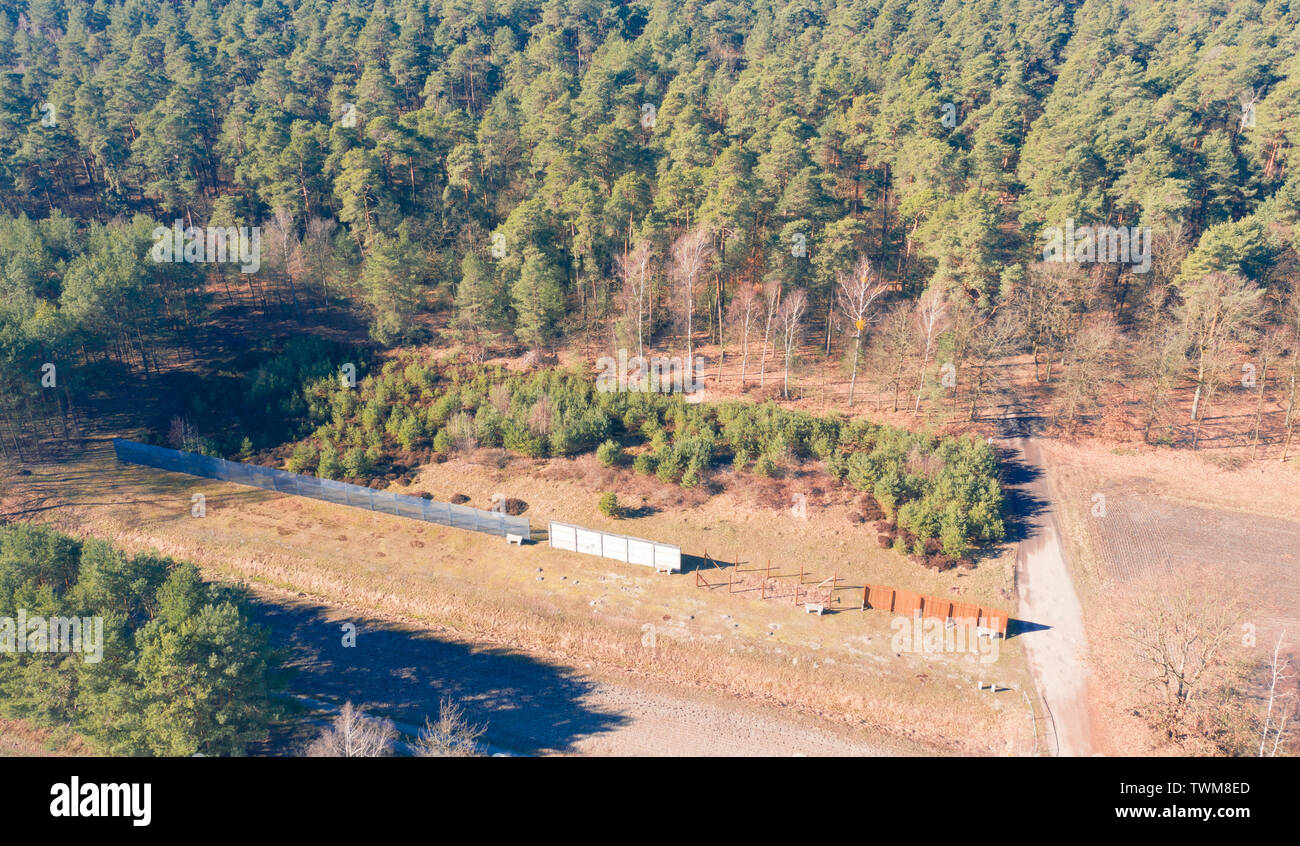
598, 491, 620, 518
940, 515, 970, 559
286, 441, 318, 474
317, 443, 342, 479
342, 446, 373, 479
655, 448, 683, 483
474, 406, 504, 447
596, 439, 623, 467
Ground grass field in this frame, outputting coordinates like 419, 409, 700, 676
4, 434, 1040, 756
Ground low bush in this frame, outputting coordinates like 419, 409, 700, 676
596, 439, 623, 467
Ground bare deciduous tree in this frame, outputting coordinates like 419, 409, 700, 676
1012, 262, 1078, 383
870, 301, 918, 412
727, 282, 760, 387
264, 207, 302, 313
1248, 325, 1288, 458
1259, 631, 1295, 757
615, 240, 656, 360
836, 256, 888, 407
912, 285, 949, 415
1136, 320, 1187, 444
1280, 288, 1300, 462
964, 311, 1021, 422
303, 216, 338, 303
1056, 317, 1122, 431
777, 288, 808, 399
1122, 573, 1251, 752
1177, 271, 1264, 447
306, 701, 398, 757
412, 698, 488, 757
758, 279, 782, 390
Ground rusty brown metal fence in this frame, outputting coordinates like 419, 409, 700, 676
862, 583, 1008, 636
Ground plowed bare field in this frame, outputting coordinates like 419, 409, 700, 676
1089, 491, 1300, 648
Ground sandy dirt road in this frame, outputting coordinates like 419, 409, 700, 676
252, 592, 910, 757
999, 427, 1095, 757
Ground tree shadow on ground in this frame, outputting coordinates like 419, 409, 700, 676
244, 596, 628, 757
994, 444, 1050, 544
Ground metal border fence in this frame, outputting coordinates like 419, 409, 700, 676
548, 520, 681, 572
112, 438, 529, 539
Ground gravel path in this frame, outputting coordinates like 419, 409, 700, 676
998, 424, 1095, 757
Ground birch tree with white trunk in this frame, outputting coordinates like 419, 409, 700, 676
836, 255, 888, 407
669, 226, 714, 367
777, 288, 808, 399
913, 285, 949, 415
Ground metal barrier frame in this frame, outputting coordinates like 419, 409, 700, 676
112, 438, 529, 539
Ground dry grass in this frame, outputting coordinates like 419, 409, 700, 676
4, 436, 1038, 755
0, 718, 94, 757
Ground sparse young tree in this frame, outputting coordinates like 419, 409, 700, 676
758, 278, 782, 391
1258, 631, 1295, 757
616, 240, 656, 360
669, 226, 714, 365
777, 288, 808, 399
912, 285, 949, 415
1177, 272, 1264, 448
727, 282, 760, 387
836, 255, 888, 407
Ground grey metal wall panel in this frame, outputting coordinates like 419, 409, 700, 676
110, 439, 528, 540
546, 521, 680, 572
